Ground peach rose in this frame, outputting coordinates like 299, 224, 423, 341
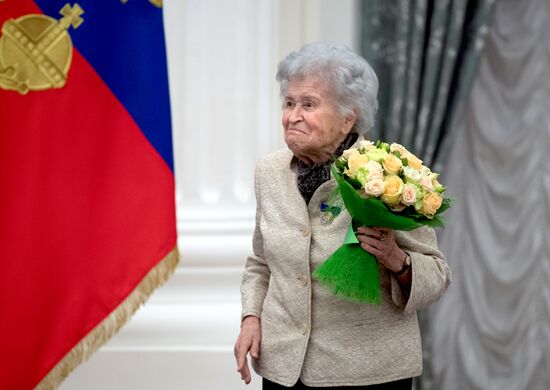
382, 154, 403, 175
363, 178, 385, 197
406, 153, 423, 171
381, 175, 404, 206
401, 184, 417, 206
421, 192, 443, 217
346, 152, 370, 178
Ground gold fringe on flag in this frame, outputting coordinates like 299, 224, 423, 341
35, 246, 179, 389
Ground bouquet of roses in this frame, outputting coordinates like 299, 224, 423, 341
313, 140, 451, 304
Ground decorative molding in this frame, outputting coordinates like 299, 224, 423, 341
169, 0, 283, 213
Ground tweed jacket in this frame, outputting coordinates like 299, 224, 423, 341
240, 147, 451, 387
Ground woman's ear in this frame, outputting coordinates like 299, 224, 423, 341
341, 109, 357, 135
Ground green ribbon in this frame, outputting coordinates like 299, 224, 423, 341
344, 224, 359, 244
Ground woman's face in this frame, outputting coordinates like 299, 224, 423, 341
282, 77, 355, 163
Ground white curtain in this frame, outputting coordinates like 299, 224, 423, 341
430, 0, 550, 389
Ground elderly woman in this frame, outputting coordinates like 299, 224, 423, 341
234, 42, 451, 389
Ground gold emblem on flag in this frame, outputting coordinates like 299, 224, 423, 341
0, 3, 84, 94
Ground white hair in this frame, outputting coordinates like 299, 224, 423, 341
276, 42, 379, 135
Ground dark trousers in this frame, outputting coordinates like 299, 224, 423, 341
263, 377, 413, 390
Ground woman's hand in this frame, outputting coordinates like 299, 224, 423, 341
356, 226, 407, 273
234, 315, 261, 384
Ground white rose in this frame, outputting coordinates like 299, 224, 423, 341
359, 140, 376, 151
403, 166, 421, 182
363, 178, 385, 197
401, 184, 417, 206
420, 176, 434, 191
365, 160, 383, 175
421, 166, 432, 176
367, 170, 384, 181
343, 148, 359, 159
389, 143, 409, 157
358, 166, 384, 185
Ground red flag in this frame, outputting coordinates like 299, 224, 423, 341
0, 1, 178, 388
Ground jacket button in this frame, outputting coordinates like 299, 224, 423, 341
300, 226, 310, 237
298, 275, 308, 287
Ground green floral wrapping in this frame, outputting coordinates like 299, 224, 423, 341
313, 165, 451, 304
